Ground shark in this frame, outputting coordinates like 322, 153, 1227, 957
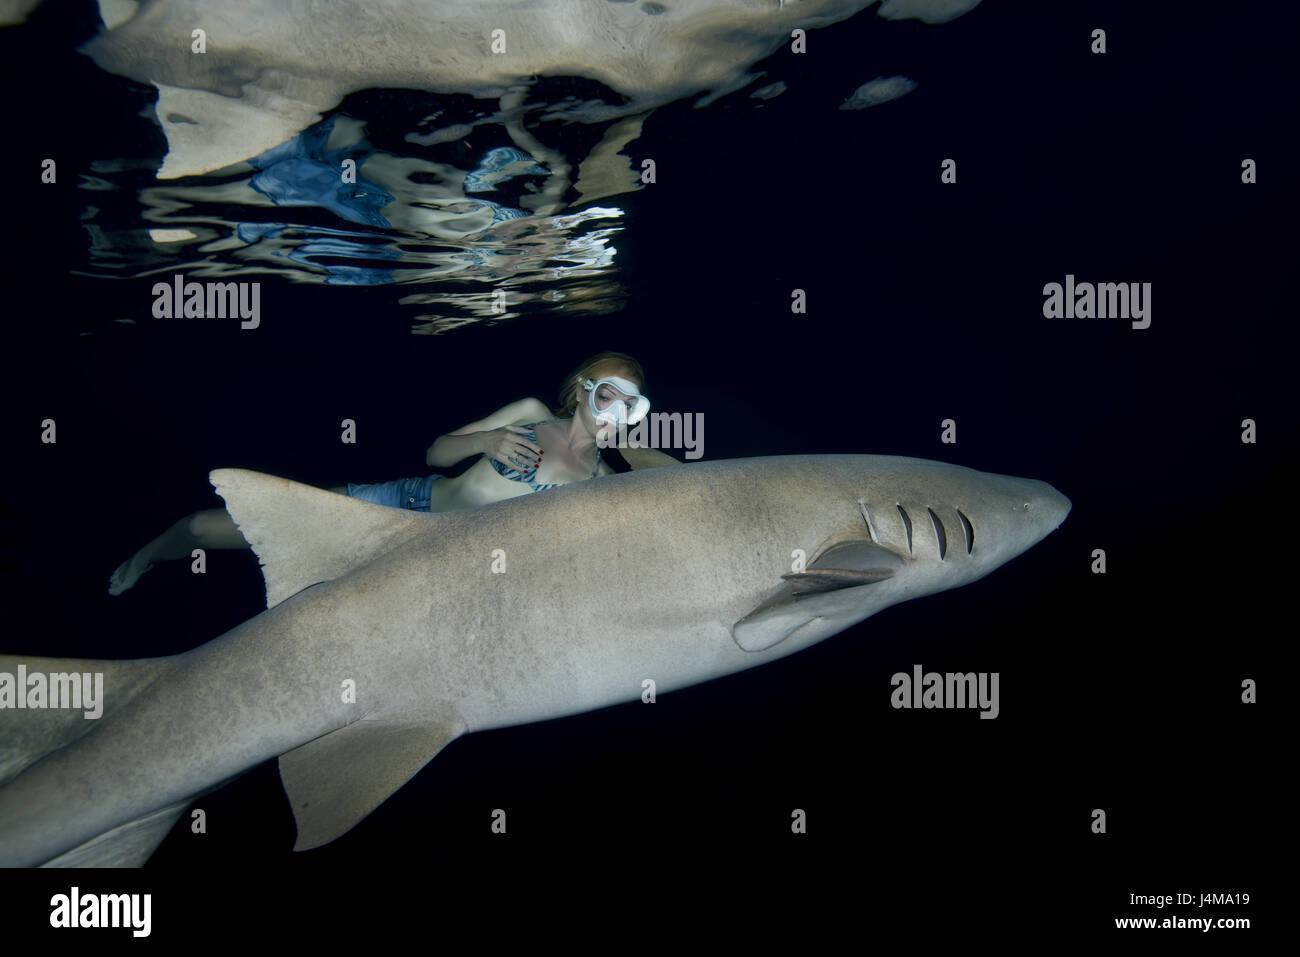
66, 0, 982, 190
0, 453, 1068, 866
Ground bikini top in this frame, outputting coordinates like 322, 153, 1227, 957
488, 421, 601, 492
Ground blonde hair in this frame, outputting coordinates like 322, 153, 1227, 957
551, 351, 646, 418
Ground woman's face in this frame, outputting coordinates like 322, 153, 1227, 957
577, 372, 642, 438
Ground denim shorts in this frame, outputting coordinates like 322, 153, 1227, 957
346, 474, 442, 511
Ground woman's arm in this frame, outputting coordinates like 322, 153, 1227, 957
426, 397, 552, 468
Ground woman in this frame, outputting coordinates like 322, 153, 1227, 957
109, 351, 676, 595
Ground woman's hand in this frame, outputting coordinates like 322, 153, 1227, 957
481, 425, 542, 470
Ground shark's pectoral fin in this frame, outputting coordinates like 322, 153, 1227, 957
732, 542, 903, 653
211, 468, 430, 609
781, 567, 895, 595
279, 716, 466, 852
794, 541, 906, 577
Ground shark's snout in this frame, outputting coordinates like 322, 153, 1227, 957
1025, 480, 1071, 536
1042, 484, 1072, 530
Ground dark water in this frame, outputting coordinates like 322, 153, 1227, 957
1, 0, 1289, 938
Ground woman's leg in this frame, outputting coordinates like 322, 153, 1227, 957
343, 476, 438, 510
110, 485, 406, 594
108, 508, 249, 595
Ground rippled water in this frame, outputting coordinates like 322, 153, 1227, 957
76, 102, 632, 332
57, 0, 989, 333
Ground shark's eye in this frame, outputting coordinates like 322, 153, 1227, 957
1023, 503, 1031, 510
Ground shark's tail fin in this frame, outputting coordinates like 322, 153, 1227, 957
1, 653, 182, 866
0, 653, 173, 788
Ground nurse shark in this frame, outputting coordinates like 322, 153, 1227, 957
66, 0, 982, 199
0, 453, 1066, 866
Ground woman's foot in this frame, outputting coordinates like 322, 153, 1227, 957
108, 552, 154, 595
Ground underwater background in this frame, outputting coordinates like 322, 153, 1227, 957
0, 0, 1289, 934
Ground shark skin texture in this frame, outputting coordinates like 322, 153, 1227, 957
0, 453, 1067, 866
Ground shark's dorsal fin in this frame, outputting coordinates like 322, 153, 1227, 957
733, 542, 904, 653
211, 469, 429, 609
279, 717, 465, 851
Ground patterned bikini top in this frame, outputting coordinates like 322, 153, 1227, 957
488, 421, 601, 492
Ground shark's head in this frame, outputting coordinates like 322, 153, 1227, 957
732, 459, 1071, 654
961, 471, 1072, 573
850, 462, 1072, 579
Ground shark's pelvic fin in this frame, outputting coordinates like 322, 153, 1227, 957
279, 716, 466, 851
732, 542, 903, 653
210, 469, 429, 609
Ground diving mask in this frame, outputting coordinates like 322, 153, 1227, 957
583, 376, 650, 427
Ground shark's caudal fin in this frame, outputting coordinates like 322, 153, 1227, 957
210, 469, 429, 609
43, 800, 193, 868
0, 654, 174, 789
1, 653, 183, 866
